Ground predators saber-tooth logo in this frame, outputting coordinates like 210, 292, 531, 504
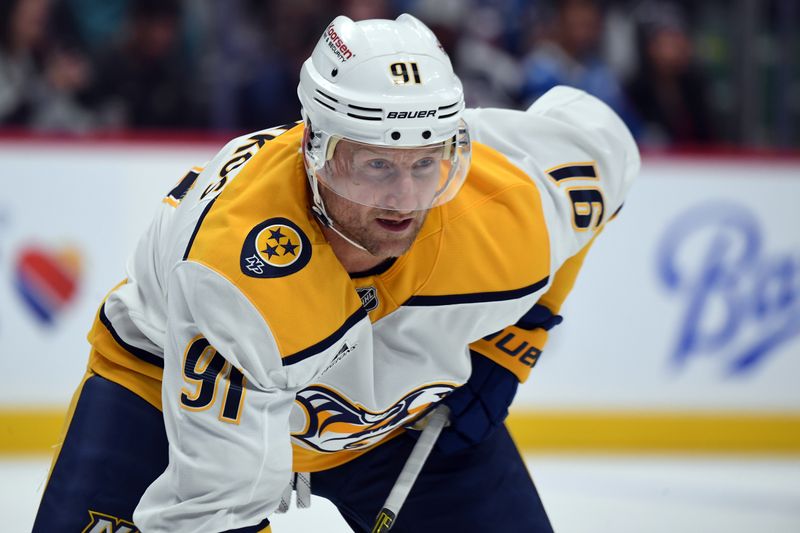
292, 383, 455, 452
82, 511, 139, 533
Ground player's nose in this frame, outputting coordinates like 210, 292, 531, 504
382, 170, 421, 211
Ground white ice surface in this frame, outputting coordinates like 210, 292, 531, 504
6, 455, 800, 532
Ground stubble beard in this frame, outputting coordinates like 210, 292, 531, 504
320, 187, 428, 259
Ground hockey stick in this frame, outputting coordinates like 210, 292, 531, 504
371, 404, 451, 533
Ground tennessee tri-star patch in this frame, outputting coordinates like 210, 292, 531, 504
240, 217, 311, 278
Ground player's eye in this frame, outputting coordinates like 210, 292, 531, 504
368, 159, 390, 170
414, 158, 435, 168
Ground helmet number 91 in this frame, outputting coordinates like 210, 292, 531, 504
390, 62, 422, 84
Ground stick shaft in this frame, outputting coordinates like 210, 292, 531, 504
371, 404, 450, 532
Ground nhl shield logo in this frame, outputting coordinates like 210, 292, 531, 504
241, 217, 311, 278
356, 286, 379, 312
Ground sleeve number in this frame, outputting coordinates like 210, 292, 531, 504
546, 163, 605, 232
163, 168, 200, 207
180, 337, 246, 424
567, 188, 604, 230
390, 62, 421, 84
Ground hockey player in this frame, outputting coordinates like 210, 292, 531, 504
33, 13, 639, 533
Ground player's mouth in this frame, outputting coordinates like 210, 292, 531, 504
375, 217, 414, 232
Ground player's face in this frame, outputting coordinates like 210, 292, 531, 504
319, 155, 436, 259
319, 185, 430, 258
318, 141, 439, 258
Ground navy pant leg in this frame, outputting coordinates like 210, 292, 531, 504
311, 424, 554, 532
33, 374, 169, 532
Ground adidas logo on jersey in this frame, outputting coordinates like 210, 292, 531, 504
320, 342, 357, 377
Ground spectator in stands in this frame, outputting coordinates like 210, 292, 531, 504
88, 0, 201, 129
57, 0, 131, 59
222, 0, 334, 131
519, 0, 630, 120
625, 2, 714, 146
0, 0, 49, 126
0, 0, 95, 131
453, 3, 525, 108
342, 0, 391, 21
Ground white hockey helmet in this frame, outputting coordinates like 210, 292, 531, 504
298, 14, 471, 216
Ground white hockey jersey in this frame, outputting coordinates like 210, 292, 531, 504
84, 86, 639, 532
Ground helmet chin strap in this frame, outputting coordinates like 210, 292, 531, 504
308, 173, 370, 253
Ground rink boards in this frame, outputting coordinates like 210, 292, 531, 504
0, 138, 798, 454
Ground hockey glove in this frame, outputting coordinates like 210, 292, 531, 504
410, 304, 563, 455
432, 349, 520, 455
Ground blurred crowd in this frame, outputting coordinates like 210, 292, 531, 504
0, 0, 797, 148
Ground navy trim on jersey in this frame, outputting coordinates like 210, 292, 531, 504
281, 307, 368, 366
548, 165, 596, 182
403, 276, 549, 307
182, 197, 217, 260
99, 303, 165, 368
349, 257, 397, 279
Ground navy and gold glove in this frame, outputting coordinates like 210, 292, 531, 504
434, 350, 519, 455
429, 304, 563, 455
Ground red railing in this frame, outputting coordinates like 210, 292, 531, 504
1, 128, 798, 163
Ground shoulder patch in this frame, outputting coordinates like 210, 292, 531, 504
241, 217, 311, 278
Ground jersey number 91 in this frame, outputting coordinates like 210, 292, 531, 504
179, 336, 247, 424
